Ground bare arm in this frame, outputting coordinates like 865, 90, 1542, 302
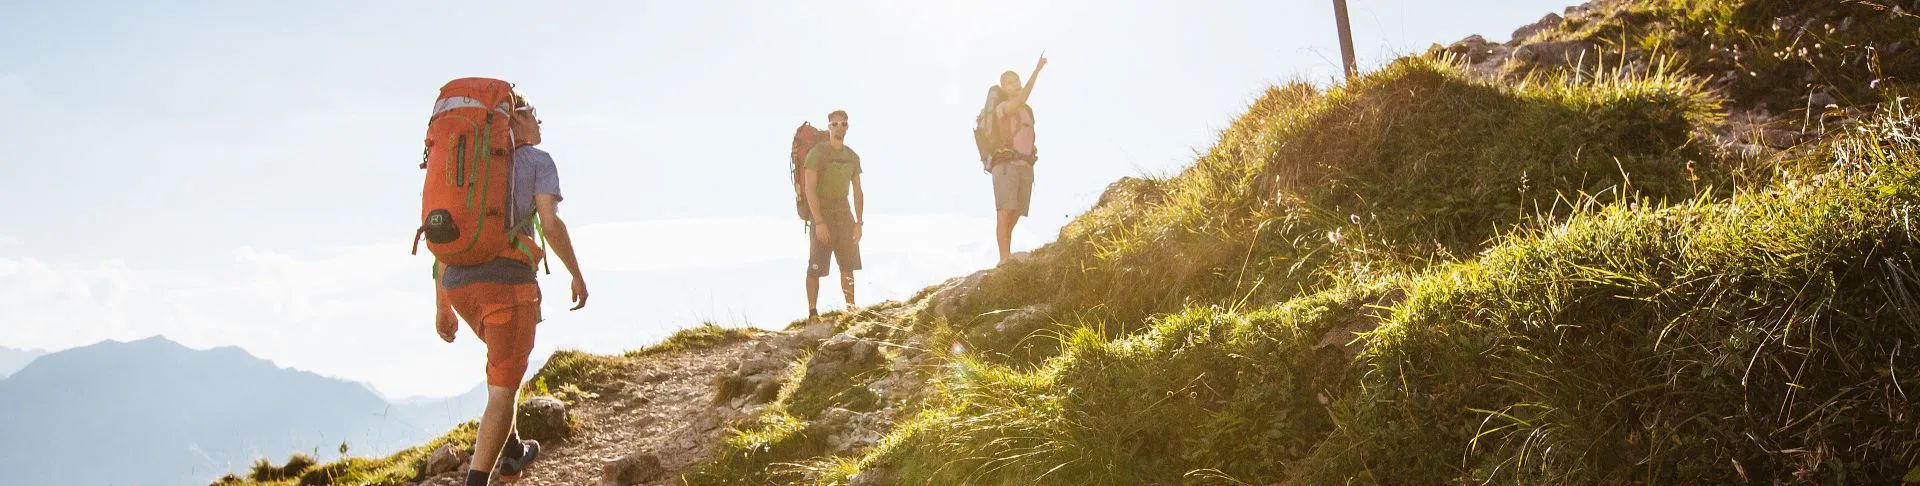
804, 168, 826, 223
1011, 54, 1048, 106
536, 193, 589, 310
851, 173, 864, 224
433, 261, 456, 342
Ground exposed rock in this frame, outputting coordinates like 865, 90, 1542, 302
694, 409, 727, 432
1448, 34, 1505, 64
931, 270, 991, 323
409, 475, 462, 486
1510, 40, 1596, 69
734, 349, 787, 378
978, 304, 1053, 345
851, 340, 877, 365
798, 318, 837, 346
714, 336, 806, 409
422, 444, 468, 476
847, 466, 900, 486
516, 395, 573, 441
599, 452, 663, 486
867, 368, 919, 402
710, 374, 747, 405
808, 332, 882, 380
750, 378, 782, 404
1510, 13, 1564, 44
815, 407, 887, 454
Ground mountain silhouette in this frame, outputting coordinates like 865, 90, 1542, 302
0, 345, 45, 378
0, 336, 480, 486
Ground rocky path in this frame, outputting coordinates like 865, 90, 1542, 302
404, 281, 964, 486
413, 334, 778, 486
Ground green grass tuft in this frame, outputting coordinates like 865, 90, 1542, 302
868, 107, 1920, 484
219, 422, 478, 486
1537, 0, 1920, 112
625, 322, 762, 359
955, 54, 1725, 366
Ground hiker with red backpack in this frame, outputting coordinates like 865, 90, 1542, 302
794, 110, 864, 321
416, 80, 587, 485
974, 53, 1047, 264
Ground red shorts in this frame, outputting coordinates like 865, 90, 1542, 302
444, 282, 542, 387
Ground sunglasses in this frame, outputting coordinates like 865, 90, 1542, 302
515, 105, 542, 125
830, 121, 848, 128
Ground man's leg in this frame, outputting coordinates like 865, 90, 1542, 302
806, 223, 831, 318
840, 271, 856, 308
834, 216, 861, 309
991, 162, 1023, 264
449, 282, 541, 486
806, 276, 821, 316
1002, 162, 1034, 264
996, 210, 1019, 263
471, 386, 518, 477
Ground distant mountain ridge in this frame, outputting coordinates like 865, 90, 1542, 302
0, 345, 45, 378
0, 336, 482, 486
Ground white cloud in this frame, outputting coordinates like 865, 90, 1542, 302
0, 257, 142, 349
0, 212, 1049, 398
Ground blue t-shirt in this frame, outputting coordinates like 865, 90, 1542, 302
440, 145, 563, 289
507, 146, 563, 236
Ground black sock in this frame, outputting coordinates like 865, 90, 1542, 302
465, 469, 489, 486
502, 430, 525, 460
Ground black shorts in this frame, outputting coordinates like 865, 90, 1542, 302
807, 211, 862, 278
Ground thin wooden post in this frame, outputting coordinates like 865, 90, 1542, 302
1333, 0, 1357, 81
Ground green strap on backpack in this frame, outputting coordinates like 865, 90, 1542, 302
432, 212, 550, 279
507, 213, 552, 274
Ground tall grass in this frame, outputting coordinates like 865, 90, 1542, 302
953, 54, 1725, 366
871, 107, 1919, 484
1541, 0, 1919, 111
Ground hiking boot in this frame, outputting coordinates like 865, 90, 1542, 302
495, 440, 541, 482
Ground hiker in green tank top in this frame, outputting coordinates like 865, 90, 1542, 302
803, 109, 865, 320
991, 54, 1046, 265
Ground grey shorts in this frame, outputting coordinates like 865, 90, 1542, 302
807, 211, 862, 278
991, 160, 1035, 216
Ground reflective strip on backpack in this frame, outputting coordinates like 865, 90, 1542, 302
432, 97, 513, 118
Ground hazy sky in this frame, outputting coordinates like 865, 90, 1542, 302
0, 0, 1575, 398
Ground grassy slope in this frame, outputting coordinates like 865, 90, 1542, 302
867, 111, 1917, 484
949, 55, 1722, 365
701, 0, 1920, 483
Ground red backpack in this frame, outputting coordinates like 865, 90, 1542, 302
412, 78, 541, 267
790, 122, 830, 221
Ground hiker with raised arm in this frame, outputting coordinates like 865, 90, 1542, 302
801, 109, 864, 320
973, 53, 1047, 264
416, 81, 588, 485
